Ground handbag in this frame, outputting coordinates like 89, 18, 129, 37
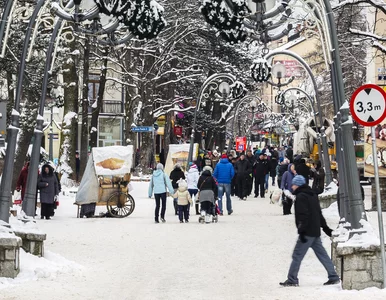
13, 190, 22, 205
53, 196, 59, 209
196, 177, 209, 202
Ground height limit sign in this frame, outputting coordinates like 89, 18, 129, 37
350, 84, 386, 126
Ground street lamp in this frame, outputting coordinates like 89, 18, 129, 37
247, 100, 258, 149
187, 73, 243, 164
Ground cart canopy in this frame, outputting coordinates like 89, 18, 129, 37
75, 146, 133, 205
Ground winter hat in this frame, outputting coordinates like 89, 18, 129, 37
188, 162, 193, 167
279, 157, 284, 163
292, 175, 306, 187
221, 154, 228, 159
156, 163, 164, 170
174, 163, 181, 169
178, 179, 187, 188
203, 166, 213, 174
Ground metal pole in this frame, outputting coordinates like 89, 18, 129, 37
0, 0, 46, 222
188, 73, 237, 164
323, 0, 366, 229
0, 0, 14, 54
49, 105, 53, 161
265, 50, 333, 184
371, 126, 386, 288
23, 1, 74, 217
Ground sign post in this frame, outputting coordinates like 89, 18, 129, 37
235, 136, 246, 152
350, 83, 386, 288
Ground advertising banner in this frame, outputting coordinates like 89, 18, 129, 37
236, 136, 247, 152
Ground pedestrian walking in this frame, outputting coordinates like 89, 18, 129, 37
37, 164, 59, 220
246, 150, 256, 196
213, 154, 235, 215
254, 153, 269, 198
235, 153, 252, 200
269, 156, 278, 186
187, 163, 200, 214
295, 158, 311, 185
16, 161, 30, 202
286, 146, 294, 163
230, 157, 238, 197
280, 175, 340, 287
197, 166, 218, 222
170, 163, 185, 215
174, 179, 192, 223
148, 163, 174, 223
310, 160, 325, 194
280, 163, 296, 215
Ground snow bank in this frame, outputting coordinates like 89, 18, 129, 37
320, 181, 338, 197
9, 216, 44, 235
0, 250, 83, 290
322, 201, 340, 218
337, 219, 381, 249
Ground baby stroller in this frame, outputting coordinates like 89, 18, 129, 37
198, 199, 219, 224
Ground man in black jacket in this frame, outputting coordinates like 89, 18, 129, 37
295, 159, 311, 185
245, 150, 256, 196
254, 153, 269, 198
280, 175, 340, 287
235, 154, 252, 200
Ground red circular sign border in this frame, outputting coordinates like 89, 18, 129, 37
349, 84, 386, 127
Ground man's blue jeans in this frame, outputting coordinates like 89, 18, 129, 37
217, 183, 232, 214
264, 174, 269, 190
287, 236, 339, 284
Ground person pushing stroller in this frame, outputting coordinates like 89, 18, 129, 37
197, 166, 219, 223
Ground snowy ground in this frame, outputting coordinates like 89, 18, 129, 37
1, 183, 386, 300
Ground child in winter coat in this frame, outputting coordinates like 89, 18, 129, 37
186, 163, 200, 215
173, 179, 192, 223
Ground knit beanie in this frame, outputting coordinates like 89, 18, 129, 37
221, 154, 228, 159
279, 157, 284, 163
292, 175, 306, 187
156, 163, 164, 170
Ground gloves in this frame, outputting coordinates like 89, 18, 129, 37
299, 234, 308, 243
323, 226, 333, 237
284, 189, 296, 200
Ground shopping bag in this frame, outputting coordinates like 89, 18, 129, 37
270, 189, 282, 204
13, 190, 22, 205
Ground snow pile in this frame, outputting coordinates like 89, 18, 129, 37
337, 219, 381, 249
320, 181, 338, 197
0, 250, 83, 290
322, 201, 339, 218
9, 216, 44, 235
0, 221, 16, 239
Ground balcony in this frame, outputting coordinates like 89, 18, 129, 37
88, 99, 123, 115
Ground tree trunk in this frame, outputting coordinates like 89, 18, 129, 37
6, 71, 14, 126
11, 91, 38, 190
79, 37, 90, 181
59, 39, 79, 183
371, 178, 386, 211
90, 48, 109, 149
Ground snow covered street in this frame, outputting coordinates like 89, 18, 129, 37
1, 182, 386, 300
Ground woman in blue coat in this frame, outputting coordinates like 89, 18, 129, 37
280, 163, 296, 215
148, 163, 174, 223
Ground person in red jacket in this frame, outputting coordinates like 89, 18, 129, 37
16, 161, 30, 201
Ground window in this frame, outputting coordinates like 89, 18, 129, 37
88, 74, 100, 112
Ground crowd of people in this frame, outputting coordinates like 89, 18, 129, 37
148, 145, 327, 223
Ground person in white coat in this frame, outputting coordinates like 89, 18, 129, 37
186, 163, 200, 215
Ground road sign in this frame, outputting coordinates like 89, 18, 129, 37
350, 84, 386, 126
236, 136, 246, 152
131, 126, 153, 132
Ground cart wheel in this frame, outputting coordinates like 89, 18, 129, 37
107, 192, 135, 218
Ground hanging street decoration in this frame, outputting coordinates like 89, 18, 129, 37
124, 0, 166, 40
199, 0, 250, 44
94, 0, 133, 17
91, 0, 166, 40
250, 59, 272, 83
